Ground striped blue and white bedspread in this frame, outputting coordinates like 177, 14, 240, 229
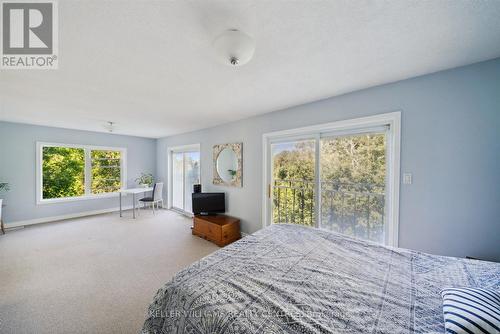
142, 224, 499, 334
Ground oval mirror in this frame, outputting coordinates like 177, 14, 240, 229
216, 148, 238, 183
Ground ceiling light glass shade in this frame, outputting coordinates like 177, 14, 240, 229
104, 121, 115, 133
213, 29, 255, 66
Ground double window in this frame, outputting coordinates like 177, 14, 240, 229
37, 142, 126, 203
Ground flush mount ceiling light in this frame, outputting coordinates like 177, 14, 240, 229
212, 29, 255, 66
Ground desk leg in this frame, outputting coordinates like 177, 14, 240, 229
119, 193, 122, 217
1, 218, 4, 235
133, 193, 136, 219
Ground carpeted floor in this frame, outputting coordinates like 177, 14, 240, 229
0, 209, 219, 334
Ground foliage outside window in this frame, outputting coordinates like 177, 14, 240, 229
272, 140, 316, 227
40, 144, 124, 201
43, 147, 85, 199
91, 150, 121, 194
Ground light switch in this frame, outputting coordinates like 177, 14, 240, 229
403, 173, 412, 185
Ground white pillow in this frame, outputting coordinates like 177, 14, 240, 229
441, 287, 500, 334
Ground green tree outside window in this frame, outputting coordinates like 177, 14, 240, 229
42, 147, 85, 199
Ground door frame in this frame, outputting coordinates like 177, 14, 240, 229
167, 144, 201, 212
261, 111, 401, 246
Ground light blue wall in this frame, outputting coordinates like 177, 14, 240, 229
0, 122, 156, 223
157, 58, 500, 261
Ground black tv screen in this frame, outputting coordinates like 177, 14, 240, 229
192, 192, 225, 215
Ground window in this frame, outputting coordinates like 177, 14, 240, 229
37, 143, 126, 203
91, 150, 122, 194
42, 146, 85, 199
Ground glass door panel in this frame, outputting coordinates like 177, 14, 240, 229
183, 152, 200, 213
271, 139, 316, 226
320, 132, 387, 243
172, 152, 184, 210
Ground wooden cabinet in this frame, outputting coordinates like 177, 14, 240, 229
192, 214, 240, 247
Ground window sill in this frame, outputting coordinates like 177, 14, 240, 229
37, 192, 120, 205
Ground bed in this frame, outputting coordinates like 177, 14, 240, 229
142, 224, 499, 334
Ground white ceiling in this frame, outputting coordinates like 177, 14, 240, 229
1, 0, 500, 138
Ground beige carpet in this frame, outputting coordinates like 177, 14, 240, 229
0, 210, 219, 334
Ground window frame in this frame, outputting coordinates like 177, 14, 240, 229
36, 142, 127, 204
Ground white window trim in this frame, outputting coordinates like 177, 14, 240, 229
36, 142, 127, 205
166, 143, 201, 212
261, 111, 401, 246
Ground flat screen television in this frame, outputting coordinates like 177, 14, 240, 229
192, 192, 225, 215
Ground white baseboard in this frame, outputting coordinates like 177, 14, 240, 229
170, 207, 193, 218
5, 205, 134, 229
5, 226, 25, 231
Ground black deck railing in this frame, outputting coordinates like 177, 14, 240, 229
272, 179, 385, 241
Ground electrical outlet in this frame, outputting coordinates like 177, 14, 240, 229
403, 173, 412, 185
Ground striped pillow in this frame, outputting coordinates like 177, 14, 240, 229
441, 287, 500, 334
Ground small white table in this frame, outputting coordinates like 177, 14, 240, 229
119, 187, 153, 219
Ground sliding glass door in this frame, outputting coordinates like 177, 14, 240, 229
171, 149, 200, 213
268, 125, 392, 245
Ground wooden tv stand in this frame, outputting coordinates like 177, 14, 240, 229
192, 214, 241, 247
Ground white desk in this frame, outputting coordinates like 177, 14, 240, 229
119, 187, 153, 219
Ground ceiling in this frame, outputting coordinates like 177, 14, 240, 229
1, 0, 500, 138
